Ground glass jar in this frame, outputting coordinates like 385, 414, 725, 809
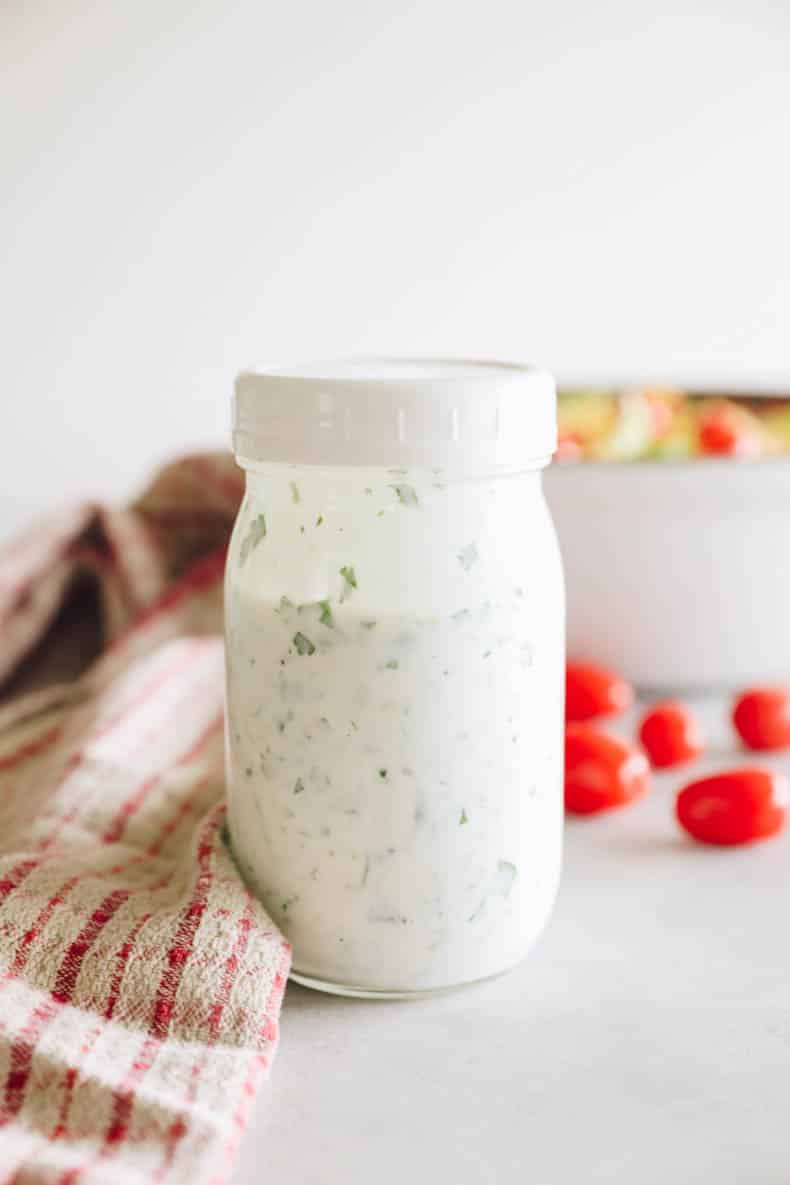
225, 359, 564, 997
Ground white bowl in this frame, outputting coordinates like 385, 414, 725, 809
544, 458, 790, 692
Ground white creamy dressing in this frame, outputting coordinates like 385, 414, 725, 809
225, 465, 564, 993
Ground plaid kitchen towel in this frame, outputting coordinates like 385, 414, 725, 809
0, 455, 291, 1185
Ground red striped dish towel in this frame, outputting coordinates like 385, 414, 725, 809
0, 455, 291, 1185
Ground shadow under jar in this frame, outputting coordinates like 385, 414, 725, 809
225, 359, 564, 997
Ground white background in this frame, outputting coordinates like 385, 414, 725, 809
2, 0, 789, 533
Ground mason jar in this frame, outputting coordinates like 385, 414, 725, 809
225, 359, 564, 997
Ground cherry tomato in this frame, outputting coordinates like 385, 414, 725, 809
676, 768, 789, 846
638, 700, 704, 769
697, 408, 759, 457
565, 724, 650, 815
554, 433, 584, 462
732, 687, 790, 751
565, 662, 634, 723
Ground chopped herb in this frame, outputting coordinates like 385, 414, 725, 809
376, 509, 385, 517
384, 659, 399, 670
378, 768, 388, 779
350, 720, 359, 731
290, 481, 301, 503
468, 900, 487, 923
245, 767, 253, 778
361, 620, 377, 629
496, 860, 518, 897
293, 777, 305, 794
458, 542, 479, 571
339, 565, 357, 591
390, 483, 419, 507
460, 808, 469, 825
239, 514, 267, 564
298, 600, 334, 628
299, 525, 305, 533
277, 595, 295, 613
318, 600, 333, 628
293, 632, 316, 656
316, 514, 324, 526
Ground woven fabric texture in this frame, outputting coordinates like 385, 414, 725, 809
0, 455, 290, 1185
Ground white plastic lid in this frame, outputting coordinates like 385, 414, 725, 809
233, 358, 556, 470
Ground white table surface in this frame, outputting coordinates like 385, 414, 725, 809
231, 699, 790, 1185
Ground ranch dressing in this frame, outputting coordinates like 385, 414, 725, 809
226, 360, 564, 996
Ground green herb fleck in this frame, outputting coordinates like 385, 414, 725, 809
299, 525, 305, 533
361, 620, 377, 630
290, 481, 301, 504
239, 514, 267, 564
316, 514, 324, 526
318, 600, 333, 628
277, 595, 295, 613
460, 808, 469, 825
294, 777, 305, 794
339, 565, 357, 590
496, 860, 518, 897
390, 483, 419, 508
458, 542, 479, 571
293, 632, 316, 656
298, 600, 334, 628
376, 509, 385, 517
468, 900, 487, 923
350, 720, 359, 731
384, 659, 399, 670
378, 768, 388, 779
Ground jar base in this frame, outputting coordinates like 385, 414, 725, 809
289, 962, 517, 1000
